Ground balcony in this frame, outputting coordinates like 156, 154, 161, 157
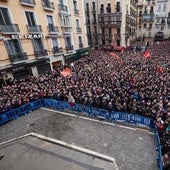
0, 24, 20, 34
42, 0, 55, 11
34, 49, 48, 58
58, 4, 68, 12
79, 43, 83, 48
66, 45, 74, 51
47, 25, 59, 33
9, 53, 28, 63
61, 27, 72, 34
20, 0, 35, 6
27, 25, 42, 33
74, 9, 79, 15
142, 14, 155, 22
98, 13, 122, 27
53, 46, 63, 54
76, 27, 82, 33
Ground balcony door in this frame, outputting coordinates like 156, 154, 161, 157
0, 7, 11, 25
65, 37, 72, 47
47, 15, 54, 27
32, 39, 44, 52
5, 39, 25, 62
5, 39, 23, 55
25, 11, 36, 26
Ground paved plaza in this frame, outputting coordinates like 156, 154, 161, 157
0, 108, 158, 170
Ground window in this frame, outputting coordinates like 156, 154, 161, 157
5, 39, 23, 55
76, 19, 79, 27
63, 16, 70, 26
65, 37, 72, 46
92, 2, 95, 8
5, 39, 25, 62
73, 0, 77, 9
52, 38, 58, 47
161, 25, 164, 30
100, 4, 104, 13
32, 39, 44, 52
157, 4, 161, 13
59, 0, 64, 5
116, 2, 120, 12
107, 3, 111, 13
0, 7, 11, 25
47, 15, 54, 27
25, 11, 36, 26
94, 26, 97, 34
86, 3, 89, 10
108, 28, 112, 34
143, 24, 147, 28
78, 36, 82, 44
162, 4, 166, 12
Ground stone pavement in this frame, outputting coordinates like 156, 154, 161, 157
0, 108, 158, 170
0, 135, 117, 170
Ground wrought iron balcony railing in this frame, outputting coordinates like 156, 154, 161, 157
66, 45, 74, 51
20, 0, 35, 6
27, 25, 42, 33
0, 24, 20, 34
34, 49, 48, 57
76, 27, 82, 33
53, 46, 63, 53
42, 0, 55, 10
58, 4, 68, 12
9, 52, 28, 63
79, 43, 83, 48
74, 9, 79, 15
47, 25, 59, 33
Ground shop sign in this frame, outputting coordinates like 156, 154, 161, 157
24, 34, 44, 39
10, 34, 44, 39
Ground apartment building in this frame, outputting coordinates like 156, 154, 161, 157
85, 0, 137, 49
0, 0, 88, 84
136, 0, 170, 44
155, 0, 170, 41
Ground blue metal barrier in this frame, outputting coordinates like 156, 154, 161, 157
155, 126, 163, 170
0, 98, 163, 170
30, 99, 45, 110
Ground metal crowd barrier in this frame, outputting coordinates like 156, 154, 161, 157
0, 98, 163, 169
155, 126, 163, 170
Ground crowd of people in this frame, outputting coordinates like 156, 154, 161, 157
0, 41, 170, 169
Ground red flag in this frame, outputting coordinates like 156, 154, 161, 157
60, 68, 72, 77
109, 52, 120, 60
143, 50, 150, 58
156, 65, 163, 74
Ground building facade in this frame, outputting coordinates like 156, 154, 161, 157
0, 0, 88, 84
136, 0, 170, 44
85, 0, 137, 49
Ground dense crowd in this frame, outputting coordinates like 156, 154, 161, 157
0, 41, 170, 169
